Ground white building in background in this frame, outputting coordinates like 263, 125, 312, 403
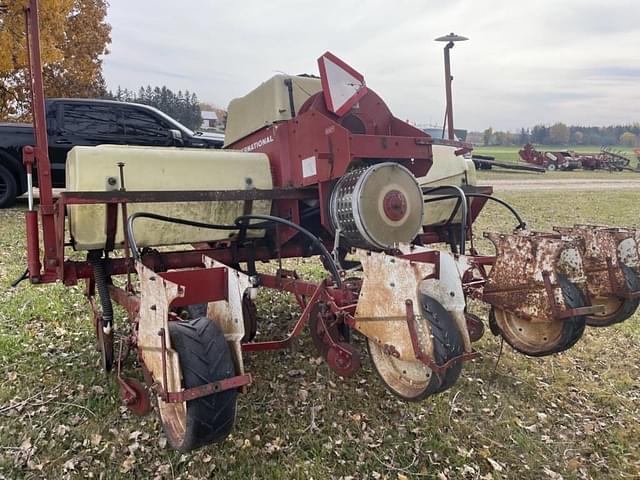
201, 109, 226, 132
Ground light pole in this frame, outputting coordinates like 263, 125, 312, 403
435, 33, 468, 140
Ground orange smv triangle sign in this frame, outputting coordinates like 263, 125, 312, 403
317, 52, 368, 117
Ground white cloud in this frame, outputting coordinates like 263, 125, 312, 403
103, 0, 640, 130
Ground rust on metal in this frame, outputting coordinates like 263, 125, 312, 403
554, 225, 639, 300
483, 230, 595, 322
354, 250, 436, 362
60, 187, 317, 205
163, 374, 252, 403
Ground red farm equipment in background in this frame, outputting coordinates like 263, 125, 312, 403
519, 143, 579, 171
18, 1, 640, 451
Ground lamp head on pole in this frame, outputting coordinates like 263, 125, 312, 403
435, 33, 469, 49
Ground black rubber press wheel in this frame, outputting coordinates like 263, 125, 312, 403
491, 274, 587, 357
159, 317, 237, 452
368, 294, 465, 401
183, 292, 258, 343
586, 265, 640, 327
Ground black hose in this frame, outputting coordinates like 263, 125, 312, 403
125, 209, 341, 286
235, 214, 341, 287
422, 191, 526, 230
88, 252, 113, 330
422, 185, 468, 255
466, 193, 526, 230
126, 212, 238, 261
10, 269, 28, 288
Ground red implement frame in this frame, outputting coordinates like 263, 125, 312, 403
21, 0, 492, 409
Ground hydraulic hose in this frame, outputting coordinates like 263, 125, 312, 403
125, 209, 341, 286
422, 191, 526, 231
235, 214, 341, 287
422, 185, 468, 255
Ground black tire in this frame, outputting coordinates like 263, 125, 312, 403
554, 274, 588, 353
165, 317, 237, 452
419, 294, 464, 393
184, 292, 257, 343
586, 265, 640, 327
0, 164, 17, 209
491, 274, 587, 357
366, 294, 464, 402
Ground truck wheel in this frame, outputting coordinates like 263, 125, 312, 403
159, 317, 237, 452
546, 162, 557, 172
0, 164, 17, 208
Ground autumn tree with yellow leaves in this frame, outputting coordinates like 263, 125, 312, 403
0, 0, 111, 120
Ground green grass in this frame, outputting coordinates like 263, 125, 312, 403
1, 188, 639, 479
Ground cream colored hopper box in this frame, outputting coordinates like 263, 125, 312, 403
66, 141, 474, 250
66, 145, 273, 251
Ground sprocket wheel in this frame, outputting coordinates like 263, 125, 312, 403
327, 342, 361, 377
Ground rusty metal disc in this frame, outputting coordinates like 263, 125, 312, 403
309, 302, 345, 358
465, 312, 485, 343
241, 293, 258, 343
326, 343, 361, 377
367, 294, 464, 400
586, 266, 640, 327
491, 308, 565, 355
491, 274, 587, 356
119, 377, 151, 416
367, 340, 440, 400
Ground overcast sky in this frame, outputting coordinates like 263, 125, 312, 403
103, 0, 640, 131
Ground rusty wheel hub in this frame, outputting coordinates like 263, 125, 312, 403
367, 340, 439, 400
327, 343, 361, 377
492, 308, 564, 354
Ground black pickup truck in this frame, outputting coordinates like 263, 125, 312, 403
0, 98, 224, 208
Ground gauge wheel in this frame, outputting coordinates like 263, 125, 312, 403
159, 317, 237, 452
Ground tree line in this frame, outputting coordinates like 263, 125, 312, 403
482, 123, 640, 147
105, 86, 203, 131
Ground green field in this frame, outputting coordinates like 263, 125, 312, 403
1, 188, 639, 479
